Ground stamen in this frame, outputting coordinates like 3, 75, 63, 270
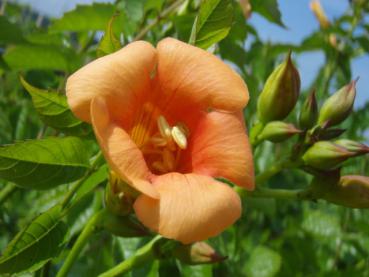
152, 161, 167, 173
171, 126, 188, 149
163, 148, 176, 171
157, 115, 172, 140
150, 135, 167, 147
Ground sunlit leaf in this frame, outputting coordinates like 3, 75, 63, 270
0, 137, 90, 189
20, 76, 91, 136
189, 0, 234, 49
97, 14, 122, 57
245, 246, 282, 277
0, 205, 68, 274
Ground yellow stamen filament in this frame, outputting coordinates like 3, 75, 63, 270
157, 116, 172, 139
150, 135, 167, 147
171, 126, 187, 149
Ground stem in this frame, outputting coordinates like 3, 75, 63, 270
244, 187, 314, 200
98, 236, 162, 277
0, 183, 17, 206
61, 151, 103, 209
133, 0, 184, 41
56, 209, 108, 277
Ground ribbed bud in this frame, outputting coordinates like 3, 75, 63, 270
258, 121, 302, 143
302, 141, 355, 170
310, 0, 330, 29
313, 175, 369, 209
257, 52, 300, 123
105, 171, 138, 216
312, 127, 345, 141
334, 139, 369, 155
318, 79, 357, 127
299, 89, 318, 129
173, 242, 226, 265
101, 211, 149, 237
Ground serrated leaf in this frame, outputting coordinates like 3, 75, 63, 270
49, 3, 116, 32
245, 246, 282, 277
302, 210, 341, 238
0, 137, 90, 190
0, 205, 68, 274
0, 16, 26, 44
3, 44, 76, 71
20, 76, 91, 136
250, 0, 285, 28
189, 0, 234, 49
97, 15, 121, 57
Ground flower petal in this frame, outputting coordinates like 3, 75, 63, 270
180, 111, 254, 190
156, 38, 249, 112
91, 97, 159, 199
66, 41, 157, 122
134, 173, 241, 244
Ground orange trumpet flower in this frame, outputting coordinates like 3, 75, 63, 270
66, 38, 254, 243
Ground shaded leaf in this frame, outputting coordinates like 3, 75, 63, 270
245, 246, 282, 277
302, 210, 341, 238
250, 0, 285, 28
189, 0, 234, 49
0, 137, 90, 189
0, 16, 26, 44
0, 205, 68, 274
20, 76, 91, 136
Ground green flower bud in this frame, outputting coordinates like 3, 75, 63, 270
318, 79, 357, 127
257, 52, 300, 123
299, 89, 318, 129
313, 175, 369, 209
302, 141, 355, 170
101, 210, 149, 237
173, 242, 226, 265
334, 139, 369, 155
105, 171, 138, 216
258, 121, 302, 143
311, 127, 345, 141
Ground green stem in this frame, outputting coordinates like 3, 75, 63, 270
243, 187, 314, 200
133, 0, 184, 41
0, 183, 17, 206
56, 209, 108, 277
61, 151, 103, 209
98, 236, 162, 277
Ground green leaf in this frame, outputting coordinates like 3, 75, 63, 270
0, 136, 90, 190
49, 3, 116, 32
3, 44, 76, 71
189, 0, 234, 49
20, 76, 91, 136
0, 205, 68, 274
245, 246, 282, 277
250, 0, 285, 28
0, 16, 26, 44
97, 15, 121, 57
302, 210, 341, 238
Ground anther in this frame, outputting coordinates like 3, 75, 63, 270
171, 125, 188, 149
157, 115, 172, 139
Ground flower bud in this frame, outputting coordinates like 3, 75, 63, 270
101, 211, 149, 237
302, 141, 355, 170
318, 79, 357, 127
258, 121, 302, 143
105, 171, 138, 216
299, 89, 318, 129
313, 175, 369, 209
173, 242, 226, 265
257, 52, 300, 123
334, 139, 369, 155
311, 127, 345, 141
310, 0, 330, 29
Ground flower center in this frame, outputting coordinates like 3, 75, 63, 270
130, 103, 189, 174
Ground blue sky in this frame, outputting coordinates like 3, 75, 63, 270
13, 0, 369, 107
